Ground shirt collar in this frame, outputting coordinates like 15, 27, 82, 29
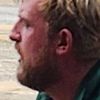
75, 60, 100, 100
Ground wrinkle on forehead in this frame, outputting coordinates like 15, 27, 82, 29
21, 0, 26, 3
19, 0, 43, 14
19, 0, 44, 23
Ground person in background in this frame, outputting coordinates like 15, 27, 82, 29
9, 0, 100, 100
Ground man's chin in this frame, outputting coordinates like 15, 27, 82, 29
17, 72, 45, 91
17, 67, 49, 91
17, 65, 39, 90
17, 64, 27, 84
17, 68, 26, 84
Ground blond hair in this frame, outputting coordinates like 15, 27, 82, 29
39, 0, 100, 60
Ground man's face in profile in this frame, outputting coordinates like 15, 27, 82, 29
9, 0, 59, 91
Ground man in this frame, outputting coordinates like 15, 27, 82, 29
9, 0, 100, 100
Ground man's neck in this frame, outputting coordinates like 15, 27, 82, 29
45, 60, 97, 100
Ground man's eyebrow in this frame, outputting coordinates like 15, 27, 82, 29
18, 14, 29, 22
21, 0, 27, 3
21, 0, 24, 3
18, 14, 23, 19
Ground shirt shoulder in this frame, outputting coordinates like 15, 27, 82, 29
36, 92, 53, 100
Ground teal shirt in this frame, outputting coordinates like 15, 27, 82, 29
36, 92, 53, 100
36, 60, 100, 100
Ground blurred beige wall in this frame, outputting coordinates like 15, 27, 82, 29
0, 0, 19, 6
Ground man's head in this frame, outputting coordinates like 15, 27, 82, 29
9, 0, 100, 92
9, 0, 61, 91
39, 0, 100, 59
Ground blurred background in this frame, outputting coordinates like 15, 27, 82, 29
0, 0, 38, 100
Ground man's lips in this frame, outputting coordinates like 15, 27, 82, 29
15, 44, 20, 54
15, 44, 22, 62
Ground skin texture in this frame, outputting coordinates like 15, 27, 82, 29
9, 0, 98, 100
9, 0, 60, 91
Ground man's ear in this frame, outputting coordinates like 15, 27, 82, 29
56, 29, 73, 55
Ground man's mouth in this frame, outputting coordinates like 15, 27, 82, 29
15, 44, 22, 62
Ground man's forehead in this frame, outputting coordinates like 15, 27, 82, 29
19, 0, 43, 20
20, 0, 43, 11
21, 0, 42, 3
21, 0, 26, 3
20, 0, 32, 4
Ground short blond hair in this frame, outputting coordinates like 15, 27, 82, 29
39, 0, 100, 60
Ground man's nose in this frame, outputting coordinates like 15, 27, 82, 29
9, 30, 21, 42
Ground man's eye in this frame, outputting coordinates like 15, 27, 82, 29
25, 23, 30, 28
